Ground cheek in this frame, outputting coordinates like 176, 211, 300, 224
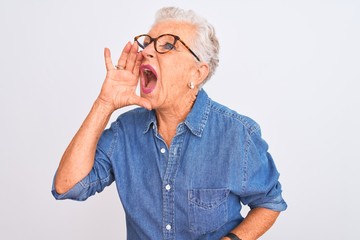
159, 57, 194, 87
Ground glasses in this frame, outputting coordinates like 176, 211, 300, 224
134, 34, 200, 61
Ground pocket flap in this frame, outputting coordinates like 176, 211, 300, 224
189, 188, 230, 209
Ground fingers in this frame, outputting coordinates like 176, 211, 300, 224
117, 42, 141, 72
124, 42, 139, 71
104, 48, 115, 71
133, 51, 143, 75
117, 42, 132, 70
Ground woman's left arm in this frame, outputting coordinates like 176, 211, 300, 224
222, 207, 280, 240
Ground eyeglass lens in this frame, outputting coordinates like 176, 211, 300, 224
136, 35, 176, 53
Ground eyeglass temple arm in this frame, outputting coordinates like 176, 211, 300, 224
177, 38, 200, 61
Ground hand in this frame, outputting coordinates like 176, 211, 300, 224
97, 42, 151, 112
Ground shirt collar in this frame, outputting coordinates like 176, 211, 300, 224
183, 89, 211, 137
143, 90, 211, 137
143, 110, 157, 134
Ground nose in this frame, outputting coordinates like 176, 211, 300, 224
141, 41, 156, 59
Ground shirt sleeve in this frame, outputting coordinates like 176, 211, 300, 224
51, 121, 118, 201
239, 125, 287, 212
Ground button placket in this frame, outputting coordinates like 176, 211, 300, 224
162, 132, 185, 239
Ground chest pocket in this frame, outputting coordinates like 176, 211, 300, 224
188, 188, 229, 235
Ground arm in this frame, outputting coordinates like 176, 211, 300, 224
222, 121, 287, 239
54, 42, 151, 194
222, 208, 280, 240
54, 100, 112, 194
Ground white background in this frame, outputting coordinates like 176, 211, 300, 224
1, 0, 359, 239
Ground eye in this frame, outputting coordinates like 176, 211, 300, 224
159, 42, 175, 51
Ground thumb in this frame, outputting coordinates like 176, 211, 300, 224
129, 95, 152, 110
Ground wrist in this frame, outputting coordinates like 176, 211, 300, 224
224, 232, 242, 240
94, 97, 115, 115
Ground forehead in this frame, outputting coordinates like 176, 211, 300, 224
148, 21, 197, 42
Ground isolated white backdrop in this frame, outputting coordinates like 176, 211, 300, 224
1, 0, 359, 239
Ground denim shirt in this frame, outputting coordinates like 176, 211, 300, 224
52, 90, 287, 240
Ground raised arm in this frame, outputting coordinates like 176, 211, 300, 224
54, 42, 150, 194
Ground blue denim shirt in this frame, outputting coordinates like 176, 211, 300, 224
52, 90, 287, 240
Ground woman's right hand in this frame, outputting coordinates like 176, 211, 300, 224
97, 42, 151, 113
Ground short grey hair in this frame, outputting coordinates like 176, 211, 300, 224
153, 7, 220, 85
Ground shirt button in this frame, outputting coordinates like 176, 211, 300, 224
166, 224, 171, 231
160, 148, 166, 153
165, 184, 171, 191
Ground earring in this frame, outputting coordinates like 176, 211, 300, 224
188, 82, 195, 89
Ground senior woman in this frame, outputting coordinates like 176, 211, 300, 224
52, 6, 287, 240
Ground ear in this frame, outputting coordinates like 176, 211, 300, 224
192, 62, 209, 86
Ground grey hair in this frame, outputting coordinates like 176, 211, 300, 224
153, 7, 220, 85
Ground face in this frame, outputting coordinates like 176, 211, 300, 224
138, 21, 202, 110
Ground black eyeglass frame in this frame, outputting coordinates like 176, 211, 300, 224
134, 34, 200, 62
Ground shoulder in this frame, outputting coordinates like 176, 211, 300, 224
107, 107, 150, 133
208, 98, 260, 135
99, 107, 149, 146
116, 107, 149, 122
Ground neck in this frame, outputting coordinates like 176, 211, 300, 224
155, 89, 198, 146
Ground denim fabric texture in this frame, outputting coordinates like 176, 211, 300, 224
52, 90, 287, 240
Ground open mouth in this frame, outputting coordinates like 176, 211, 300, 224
140, 64, 157, 94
